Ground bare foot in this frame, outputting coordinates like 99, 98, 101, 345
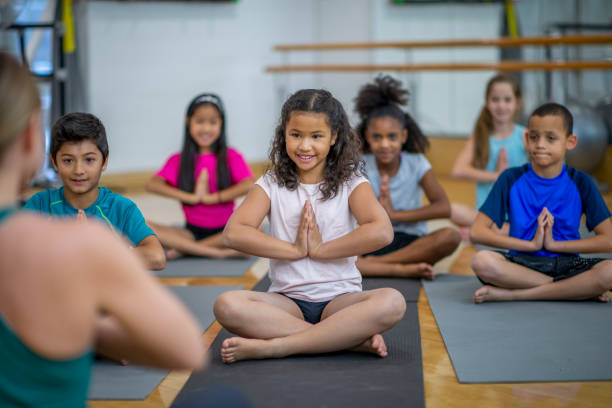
398, 263, 434, 280
473, 285, 514, 303
351, 334, 388, 357
166, 249, 184, 261
220, 337, 281, 364
595, 292, 609, 303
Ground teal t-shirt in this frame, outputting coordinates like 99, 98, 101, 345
0, 206, 93, 407
475, 124, 528, 209
24, 186, 154, 246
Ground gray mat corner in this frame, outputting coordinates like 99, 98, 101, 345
89, 284, 242, 400
424, 274, 612, 383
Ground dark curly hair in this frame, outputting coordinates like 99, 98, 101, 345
268, 89, 364, 201
354, 75, 429, 154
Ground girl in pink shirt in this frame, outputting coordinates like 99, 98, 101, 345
147, 94, 254, 259
214, 89, 406, 363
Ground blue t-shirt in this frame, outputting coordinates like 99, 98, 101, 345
476, 124, 528, 209
24, 187, 154, 246
364, 152, 431, 236
480, 163, 611, 257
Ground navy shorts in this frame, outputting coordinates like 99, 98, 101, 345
185, 223, 224, 241
365, 232, 419, 256
283, 295, 332, 324
478, 251, 606, 284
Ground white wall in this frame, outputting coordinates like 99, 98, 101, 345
83, 0, 610, 174
86, 0, 316, 173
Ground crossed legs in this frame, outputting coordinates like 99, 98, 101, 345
147, 221, 245, 259
213, 287, 406, 363
471, 250, 612, 303
356, 227, 461, 279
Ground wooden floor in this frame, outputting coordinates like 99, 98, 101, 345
89, 176, 612, 408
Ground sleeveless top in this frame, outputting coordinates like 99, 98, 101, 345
0, 206, 93, 407
475, 124, 528, 209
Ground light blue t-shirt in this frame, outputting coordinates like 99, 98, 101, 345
364, 152, 431, 236
24, 186, 154, 246
475, 124, 528, 209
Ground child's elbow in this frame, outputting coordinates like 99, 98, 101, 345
380, 223, 394, 247
468, 226, 482, 244
149, 251, 166, 271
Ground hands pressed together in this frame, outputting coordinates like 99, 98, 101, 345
378, 174, 395, 219
530, 206, 557, 251
294, 200, 324, 260
193, 169, 221, 205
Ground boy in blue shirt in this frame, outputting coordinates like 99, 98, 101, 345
25, 113, 166, 270
470, 102, 612, 303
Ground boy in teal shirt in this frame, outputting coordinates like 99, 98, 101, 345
25, 112, 165, 270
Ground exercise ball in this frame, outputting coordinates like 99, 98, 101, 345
564, 100, 608, 174
595, 95, 612, 144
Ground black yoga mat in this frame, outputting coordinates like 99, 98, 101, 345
88, 285, 242, 400
172, 277, 424, 408
424, 274, 612, 383
153, 256, 256, 277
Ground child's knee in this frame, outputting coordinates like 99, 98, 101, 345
437, 227, 461, 254
376, 288, 406, 327
471, 251, 500, 281
594, 260, 612, 290
213, 291, 244, 324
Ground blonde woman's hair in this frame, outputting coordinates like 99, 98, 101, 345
0, 51, 41, 161
471, 73, 521, 169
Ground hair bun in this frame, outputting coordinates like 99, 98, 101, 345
354, 75, 409, 119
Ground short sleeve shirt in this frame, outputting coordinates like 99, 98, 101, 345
364, 152, 431, 236
24, 187, 154, 246
479, 164, 611, 257
155, 148, 253, 228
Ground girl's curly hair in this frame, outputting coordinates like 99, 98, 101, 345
268, 89, 364, 201
354, 75, 429, 154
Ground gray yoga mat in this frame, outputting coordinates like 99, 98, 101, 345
172, 277, 425, 408
153, 256, 256, 277
423, 274, 612, 383
89, 284, 242, 400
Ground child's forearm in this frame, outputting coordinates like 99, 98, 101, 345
223, 223, 303, 260
389, 201, 450, 223
217, 178, 254, 203
314, 222, 393, 260
546, 235, 612, 254
146, 178, 198, 205
452, 166, 499, 183
470, 225, 537, 252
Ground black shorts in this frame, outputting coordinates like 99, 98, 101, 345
185, 223, 224, 241
283, 295, 332, 324
489, 251, 606, 283
365, 232, 419, 256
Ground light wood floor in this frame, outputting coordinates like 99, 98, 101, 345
89, 176, 612, 408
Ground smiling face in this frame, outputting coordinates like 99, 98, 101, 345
52, 140, 107, 197
486, 82, 520, 125
364, 116, 407, 168
188, 103, 223, 153
284, 111, 336, 184
525, 114, 577, 174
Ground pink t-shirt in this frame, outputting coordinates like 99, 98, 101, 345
155, 148, 253, 228
256, 173, 368, 302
